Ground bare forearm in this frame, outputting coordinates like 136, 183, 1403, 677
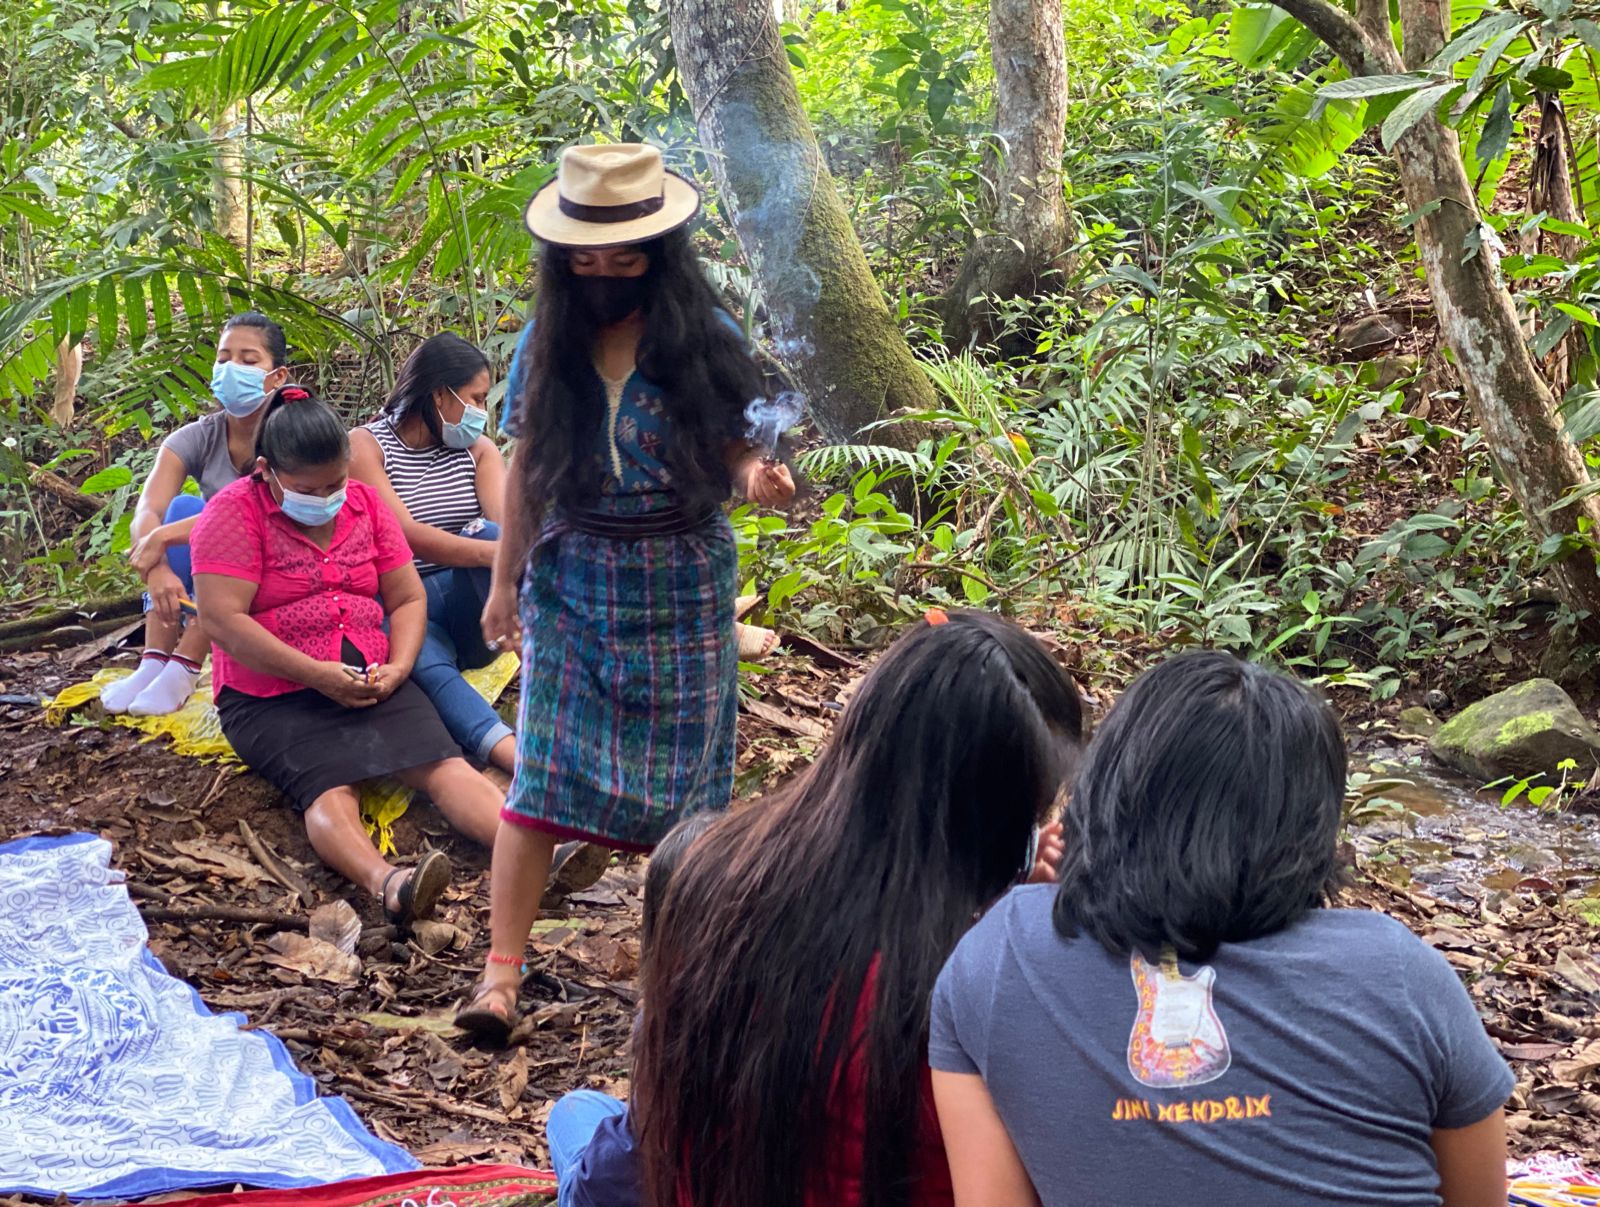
385, 596, 426, 672
402, 519, 495, 569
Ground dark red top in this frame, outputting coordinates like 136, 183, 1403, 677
806, 958, 955, 1206
674, 977, 954, 1205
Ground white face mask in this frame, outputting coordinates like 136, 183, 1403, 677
441, 387, 488, 449
272, 472, 347, 526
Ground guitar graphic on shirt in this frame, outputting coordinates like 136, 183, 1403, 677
1127, 946, 1231, 1089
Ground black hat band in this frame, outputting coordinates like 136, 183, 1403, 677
557, 191, 665, 223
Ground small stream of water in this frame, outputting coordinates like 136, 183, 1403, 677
1349, 747, 1600, 908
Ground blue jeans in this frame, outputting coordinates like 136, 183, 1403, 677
411, 520, 513, 762
548, 1090, 628, 1207
141, 494, 204, 613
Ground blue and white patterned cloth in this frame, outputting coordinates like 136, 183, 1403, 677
0, 832, 417, 1198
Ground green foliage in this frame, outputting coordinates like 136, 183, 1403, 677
0, 0, 1580, 707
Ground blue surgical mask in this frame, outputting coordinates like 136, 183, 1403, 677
211, 360, 269, 418
441, 389, 488, 449
272, 472, 346, 526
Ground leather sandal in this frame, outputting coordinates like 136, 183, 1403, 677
542, 841, 613, 904
381, 850, 451, 928
455, 977, 520, 1045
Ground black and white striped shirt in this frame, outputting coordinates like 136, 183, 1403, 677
363, 416, 483, 575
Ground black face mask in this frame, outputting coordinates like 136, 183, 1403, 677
576, 276, 647, 326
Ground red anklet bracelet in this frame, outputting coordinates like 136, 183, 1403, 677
486, 951, 524, 968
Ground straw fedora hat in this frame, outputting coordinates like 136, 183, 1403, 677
524, 143, 700, 248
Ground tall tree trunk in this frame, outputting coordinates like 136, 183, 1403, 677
669, 0, 937, 442
944, 0, 1071, 351
1525, 93, 1581, 394
213, 101, 247, 246
1265, 0, 1600, 619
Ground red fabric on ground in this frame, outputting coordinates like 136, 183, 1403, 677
151, 1165, 557, 1207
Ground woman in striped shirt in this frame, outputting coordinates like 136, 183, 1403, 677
349, 334, 515, 774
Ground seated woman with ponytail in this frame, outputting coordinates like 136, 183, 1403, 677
190, 386, 505, 924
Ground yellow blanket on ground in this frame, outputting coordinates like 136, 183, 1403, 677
44, 655, 521, 853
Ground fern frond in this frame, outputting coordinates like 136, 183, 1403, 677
798, 443, 933, 480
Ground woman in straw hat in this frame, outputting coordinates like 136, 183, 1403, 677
455, 143, 796, 1040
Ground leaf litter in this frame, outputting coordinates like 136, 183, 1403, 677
2, 637, 1598, 1181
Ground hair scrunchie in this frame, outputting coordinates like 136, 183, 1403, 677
924, 608, 949, 626
279, 386, 311, 403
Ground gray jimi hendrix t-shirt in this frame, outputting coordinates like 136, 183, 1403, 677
929, 886, 1513, 1206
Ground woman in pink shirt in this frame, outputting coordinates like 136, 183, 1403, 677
190, 386, 503, 924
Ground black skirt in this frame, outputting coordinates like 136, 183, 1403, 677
217, 679, 461, 811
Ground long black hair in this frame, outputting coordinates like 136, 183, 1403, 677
510, 228, 763, 523
641, 809, 722, 952
1053, 650, 1347, 964
633, 611, 1084, 1207
222, 311, 287, 367
382, 332, 488, 445
254, 385, 349, 472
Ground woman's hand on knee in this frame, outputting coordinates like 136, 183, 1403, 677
129, 529, 170, 576
146, 565, 185, 626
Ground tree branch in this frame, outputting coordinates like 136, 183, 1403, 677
1400, 0, 1448, 69
1266, 0, 1401, 75
1355, 0, 1391, 46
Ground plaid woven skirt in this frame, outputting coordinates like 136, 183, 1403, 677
501, 513, 738, 851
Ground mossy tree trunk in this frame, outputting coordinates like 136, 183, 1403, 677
943, 0, 1071, 351
1264, 0, 1600, 620
670, 0, 938, 442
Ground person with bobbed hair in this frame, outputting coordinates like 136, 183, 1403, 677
190, 386, 504, 925
929, 651, 1512, 1207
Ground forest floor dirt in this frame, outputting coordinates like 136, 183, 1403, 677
2, 616, 1600, 1200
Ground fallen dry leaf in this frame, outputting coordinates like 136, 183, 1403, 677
309, 899, 362, 955
359, 1010, 463, 1036
412, 1139, 495, 1166
169, 838, 268, 886
1554, 947, 1600, 997
742, 696, 828, 739
264, 932, 360, 985
410, 919, 464, 956
1500, 1042, 1568, 1061
498, 1048, 530, 1112
1553, 1038, 1600, 1082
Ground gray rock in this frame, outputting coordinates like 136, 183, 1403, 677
1429, 678, 1600, 783
1335, 313, 1406, 358
1398, 706, 1442, 738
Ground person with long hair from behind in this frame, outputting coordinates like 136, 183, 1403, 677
929, 652, 1512, 1206
630, 610, 1085, 1207
457, 143, 796, 1040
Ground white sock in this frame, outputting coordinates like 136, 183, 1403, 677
128, 656, 201, 716
101, 653, 168, 713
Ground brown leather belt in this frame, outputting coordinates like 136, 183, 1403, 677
562, 505, 717, 539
